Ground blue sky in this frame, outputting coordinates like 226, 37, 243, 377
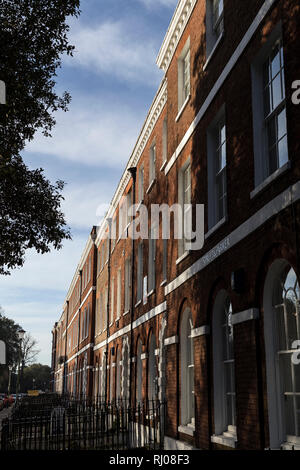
0, 0, 178, 365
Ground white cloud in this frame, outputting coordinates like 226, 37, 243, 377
61, 181, 113, 229
137, 0, 178, 8
25, 97, 142, 169
67, 20, 162, 86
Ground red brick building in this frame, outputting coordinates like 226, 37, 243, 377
52, 0, 300, 450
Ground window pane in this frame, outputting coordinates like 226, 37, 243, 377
278, 136, 288, 168
272, 74, 283, 110
267, 118, 277, 148
277, 109, 287, 140
271, 47, 281, 79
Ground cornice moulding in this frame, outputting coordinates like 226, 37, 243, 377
156, 0, 197, 72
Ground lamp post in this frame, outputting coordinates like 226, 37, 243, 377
16, 328, 25, 401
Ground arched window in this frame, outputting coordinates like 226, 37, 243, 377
136, 340, 143, 404
122, 338, 129, 402
116, 348, 121, 401
180, 308, 195, 428
212, 292, 236, 440
264, 261, 300, 448
148, 334, 157, 401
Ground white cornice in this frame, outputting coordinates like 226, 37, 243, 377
95, 79, 167, 246
156, 0, 197, 73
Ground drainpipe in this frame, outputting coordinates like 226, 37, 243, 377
128, 167, 137, 407
105, 218, 112, 404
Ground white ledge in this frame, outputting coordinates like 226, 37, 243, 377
250, 161, 291, 199
203, 31, 225, 71
231, 308, 260, 325
205, 216, 227, 240
175, 94, 191, 123
191, 325, 210, 338
176, 251, 190, 265
178, 425, 195, 437
160, 160, 168, 172
164, 335, 178, 346
146, 179, 156, 194
211, 434, 237, 448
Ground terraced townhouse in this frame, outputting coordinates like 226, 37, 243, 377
51, 0, 300, 450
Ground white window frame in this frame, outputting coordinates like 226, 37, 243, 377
205, 0, 224, 59
178, 157, 191, 259
124, 257, 131, 313
137, 242, 143, 303
138, 165, 144, 203
149, 142, 156, 186
180, 308, 195, 430
178, 38, 191, 113
251, 24, 289, 190
207, 106, 227, 231
110, 278, 115, 325
148, 223, 157, 294
116, 268, 122, 321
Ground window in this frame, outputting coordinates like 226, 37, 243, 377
110, 278, 115, 325
104, 287, 108, 330
148, 224, 157, 293
122, 340, 129, 401
126, 189, 132, 228
149, 143, 156, 185
162, 117, 168, 165
263, 261, 300, 449
178, 159, 191, 258
116, 268, 122, 320
136, 340, 143, 404
251, 28, 289, 190
137, 242, 144, 302
207, 108, 227, 230
180, 308, 194, 429
206, 0, 224, 58
116, 349, 121, 401
148, 334, 157, 401
178, 39, 190, 111
138, 165, 144, 203
212, 292, 236, 442
99, 292, 104, 333
124, 257, 131, 313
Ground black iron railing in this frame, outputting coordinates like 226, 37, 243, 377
0, 395, 165, 451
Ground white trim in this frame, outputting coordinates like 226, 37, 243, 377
175, 94, 191, 122
94, 301, 167, 352
65, 343, 94, 365
211, 434, 237, 448
164, 336, 179, 346
176, 251, 190, 265
165, 181, 300, 296
250, 161, 291, 199
146, 179, 156, 195
191, 325, 210, 338
203, 31, 225, 71
156, 0, 198, 72
141, 353, 148, 360
178, 425, 195, 437
231, 308, 260, 325
205, 216, 227, 240
164, 0, 278, 176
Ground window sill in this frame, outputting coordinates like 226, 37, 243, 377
123, 310, 130, 317
146, 179, 156, 195
281, 441, 300, 451
205, 215, 227, 240
147, 289, 155, 298
211, 434, 237, 449
160, 160, 168, 172
115, 317, 120, 324
176, 94, 191, 123
136, 200, 144, 212
160, 280, 167, 287
250, 161, 291, 199
178, 425, 195, 437
176, 251, 190, 265
203, 31, 225, 72
135, 300, 142, 308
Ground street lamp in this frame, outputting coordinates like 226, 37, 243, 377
16, 328, 25, 401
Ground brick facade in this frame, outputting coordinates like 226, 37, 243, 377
51, 0, 300, 450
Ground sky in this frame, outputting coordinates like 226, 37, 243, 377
0, 0, 178, 366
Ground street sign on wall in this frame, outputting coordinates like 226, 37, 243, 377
0, 340, 6, 365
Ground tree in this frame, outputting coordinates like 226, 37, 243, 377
21, 332, 40, 367
0, 0, 81, 275
22, 363, 51, 392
